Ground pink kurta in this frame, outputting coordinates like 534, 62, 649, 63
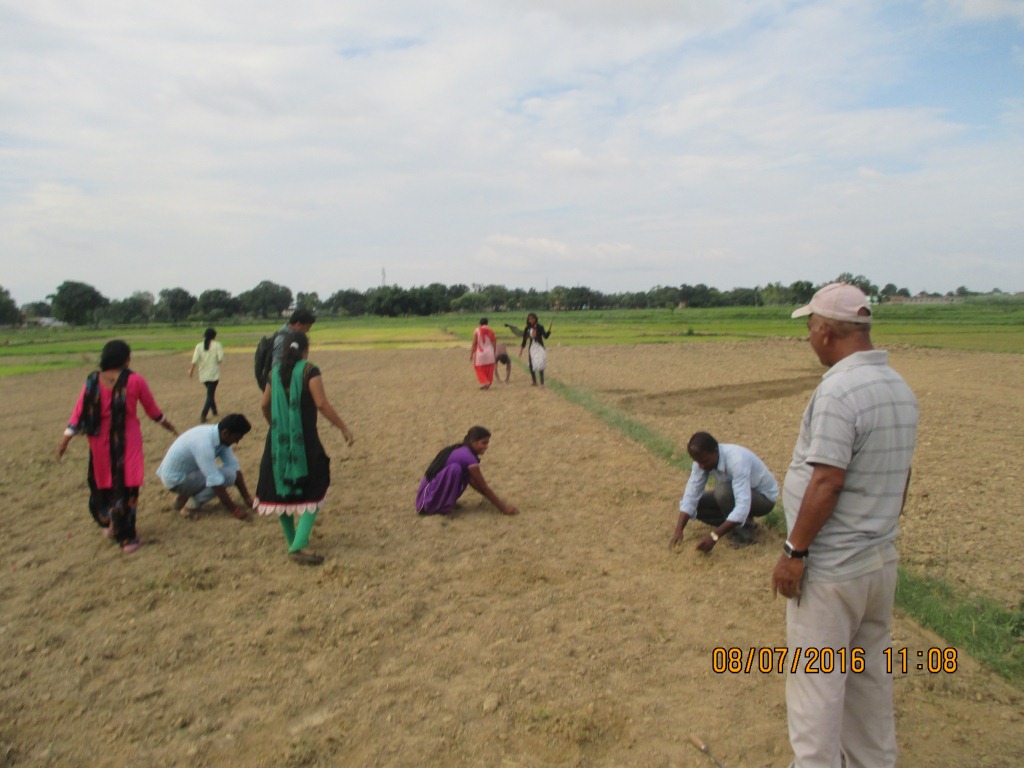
67, 372, 164, 488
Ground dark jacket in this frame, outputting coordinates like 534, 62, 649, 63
521, 323, 550, 350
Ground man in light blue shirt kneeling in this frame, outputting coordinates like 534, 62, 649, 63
670, 431, 779, 552
156, 414, 255, 521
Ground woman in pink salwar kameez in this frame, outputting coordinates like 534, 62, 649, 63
55, 340, 177, 554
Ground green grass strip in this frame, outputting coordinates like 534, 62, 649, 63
0, 360, 81, 378
547, 377, 687, 471
550, 374, 1024, 687
895, 567, 1024, 684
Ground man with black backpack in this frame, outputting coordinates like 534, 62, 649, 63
254, 308, 316, 391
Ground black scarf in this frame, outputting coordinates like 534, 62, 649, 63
83, 369, 133, 528
424, 442, 478, 481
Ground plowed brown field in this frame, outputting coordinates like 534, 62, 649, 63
1, 339, 1020, 767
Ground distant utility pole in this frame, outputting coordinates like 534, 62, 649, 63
381, 267, 386, 287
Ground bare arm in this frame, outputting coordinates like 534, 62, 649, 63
234, 469, 254, 508
771, 463, 845, 599
54, 431, 75, 461
694, 519, 740, 553
210, 484, 248, 519
470, 330, 478, 361
669, 510, 689, 548
308, 374, 355, 445
187, 363, 196, 379
467, 465, 518, 515
260, 382, 272, 425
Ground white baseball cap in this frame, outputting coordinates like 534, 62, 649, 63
791, 283, 872, 323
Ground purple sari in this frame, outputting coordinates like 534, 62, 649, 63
416, 445, 478, 515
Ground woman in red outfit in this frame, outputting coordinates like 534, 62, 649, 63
55, 340, 178, 554
470, 318, 497, 389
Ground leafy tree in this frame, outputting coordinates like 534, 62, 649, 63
450, 292, 488, 313
788, 281, 815, 304
295, 292, 322, 314
615, 291, 648, 309
21, 301, 51, 318
475, 284, 509, 311
155, 287, 197, 323
834, 273, 879, 301
104, 294, 154, 324
647, 285, 681, 309
238, 280, 292, 318
324, 289, 367, 316
0, 286, 22, 325
564, 285, 603, 309
196, 289, 240, 319
49, 281, 110, 326
422, 283, 453, 313
759, 282, 790, 305
366, 285, 413, 316
404, 285, 450, 315
507, 287, 546, 311
679, 283, 721, 308
725, 287, 759, 306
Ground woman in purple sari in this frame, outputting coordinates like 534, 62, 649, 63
416, 426, 518, 516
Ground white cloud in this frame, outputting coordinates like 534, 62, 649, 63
1, 1, 1022, 303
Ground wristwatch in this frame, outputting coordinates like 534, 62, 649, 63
709, 531, 720, 543
783, 540, 809, 559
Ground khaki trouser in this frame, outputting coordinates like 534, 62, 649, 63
786, 561, 898, 768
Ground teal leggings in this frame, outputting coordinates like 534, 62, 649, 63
279, 511, 318, 553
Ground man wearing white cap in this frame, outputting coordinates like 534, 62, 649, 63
772, 283, 918, 768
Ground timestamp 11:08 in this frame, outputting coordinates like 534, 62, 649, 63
884, 647, 958, 674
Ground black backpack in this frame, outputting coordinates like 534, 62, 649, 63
254, 332, 278, 391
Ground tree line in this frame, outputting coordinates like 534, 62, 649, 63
0, 275, 1007, 327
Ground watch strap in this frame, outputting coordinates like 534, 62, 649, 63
784, 540, 809, 558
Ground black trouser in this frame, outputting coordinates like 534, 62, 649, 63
694, 485, 775, 526
202, 380, 219, 420
528, 359, 545, 385
88, 469, 139, 544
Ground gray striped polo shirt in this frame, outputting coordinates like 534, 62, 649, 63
783, 349, 919, 582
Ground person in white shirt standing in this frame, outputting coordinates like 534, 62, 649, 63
670, 431, 779, 552
188, 327, 224, 423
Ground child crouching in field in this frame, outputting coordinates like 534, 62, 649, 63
416, 426, 518, 516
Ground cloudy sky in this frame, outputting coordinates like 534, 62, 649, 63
2, 0, 1023, 305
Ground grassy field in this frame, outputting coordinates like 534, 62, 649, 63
3, 300, 1022, 377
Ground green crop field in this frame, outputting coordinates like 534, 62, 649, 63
2, 300, 1022, 377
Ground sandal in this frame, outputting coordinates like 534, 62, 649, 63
289, 550, 324, 566
122, 539, 142, 554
